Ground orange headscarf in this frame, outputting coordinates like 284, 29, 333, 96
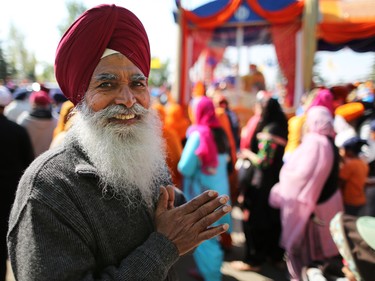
53, 100, 75, 138
165, 102, 190, 143
152, 102, 183, 188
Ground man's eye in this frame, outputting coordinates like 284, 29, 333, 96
131, 81, 146, 88
98, 82, 112, 88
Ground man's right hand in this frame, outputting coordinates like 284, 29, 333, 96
155, 186, 231, 256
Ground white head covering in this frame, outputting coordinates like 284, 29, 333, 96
334, 115, 357, 148
100, 48, 120, 59
0, 86, 12, 107
306, 106, 335, 137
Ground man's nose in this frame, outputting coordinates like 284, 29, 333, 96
115, 86, 136, 108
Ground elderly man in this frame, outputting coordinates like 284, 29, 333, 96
7, 4, 231, 281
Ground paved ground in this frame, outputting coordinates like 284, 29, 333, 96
175, 242, 289, 281
175, 206, 290, 281
6, 207, 290, 281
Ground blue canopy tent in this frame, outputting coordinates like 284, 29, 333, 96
174, 0, 375, 111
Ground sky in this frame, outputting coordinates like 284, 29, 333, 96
1, 0, 374, 87
0, 0, 181, 66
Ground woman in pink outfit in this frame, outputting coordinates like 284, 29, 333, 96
269, 106, 344, 281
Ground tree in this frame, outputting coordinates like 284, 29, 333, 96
2, 1, 87, 85
0, 42, 8, 83
37, 0, 87, 83
148, 58, 170, 87
37, 63, 55, 83
7, 23, 36, 82
58, 0, 87, 37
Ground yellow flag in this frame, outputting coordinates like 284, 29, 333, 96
151, 58, 162, 69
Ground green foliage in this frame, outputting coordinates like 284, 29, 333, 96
0, 42, 8, 83
148, 59, 170, 87
58, 0, 87, 36
36, 63, 55, 83
7, 23, 36, 82
1, 0, 87, 84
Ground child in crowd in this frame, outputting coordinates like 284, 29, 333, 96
339, 136, 369, 216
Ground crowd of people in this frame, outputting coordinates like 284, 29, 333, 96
0, 3, 374, 281
2, 4, 231, 281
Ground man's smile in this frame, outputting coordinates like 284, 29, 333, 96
113, 113, 136, 120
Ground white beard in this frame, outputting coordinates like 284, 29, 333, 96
70, 102, 169, 209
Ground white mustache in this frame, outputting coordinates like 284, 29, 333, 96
94, 104, 148, 119
79, 103, 149, 126
108, 104, 147, 116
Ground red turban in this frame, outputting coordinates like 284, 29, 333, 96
55, 4, 150, 105
30, 90, 52, 106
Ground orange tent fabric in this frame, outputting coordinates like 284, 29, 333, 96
177, 0, 375, 111
320, 0, 375, 23
318, 22, 375, 44
271, 21, 301, 107
181, 0, 242, 29
318, 0, 375, 43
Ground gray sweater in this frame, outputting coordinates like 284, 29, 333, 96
7, 135, 180, 281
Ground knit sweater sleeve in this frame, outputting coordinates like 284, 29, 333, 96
7, 147, 179, 281
8, 199, 178, 281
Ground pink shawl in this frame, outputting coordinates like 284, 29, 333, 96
187, 96, 221, 174
269, 106, 336, 253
